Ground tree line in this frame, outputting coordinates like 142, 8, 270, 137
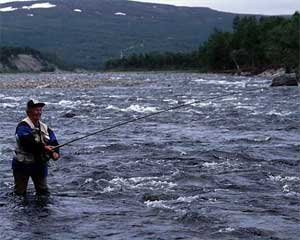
105, 12, 300, 74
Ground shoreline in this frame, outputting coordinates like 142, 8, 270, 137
0, 67, 288, 76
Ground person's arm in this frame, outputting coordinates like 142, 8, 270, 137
47, 128, 60, 161
16, 122, 44, 153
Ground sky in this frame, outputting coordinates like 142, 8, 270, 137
0, 0, 299, 15
130, 0, 300, 15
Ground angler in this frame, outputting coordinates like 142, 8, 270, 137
12, 100, 60, 196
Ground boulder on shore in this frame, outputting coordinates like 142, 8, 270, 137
271, 74, 298, 87
258, 68, 285, 78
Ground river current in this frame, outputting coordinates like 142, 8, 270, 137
0, 72, 299, 240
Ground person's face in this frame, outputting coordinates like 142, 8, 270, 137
28, 106, 43, 122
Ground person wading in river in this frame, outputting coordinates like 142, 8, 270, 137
12, 100, 60, 196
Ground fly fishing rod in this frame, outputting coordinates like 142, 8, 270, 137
53, 86, 267, 150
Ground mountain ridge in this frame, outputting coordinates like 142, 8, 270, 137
0, 0, 241, 69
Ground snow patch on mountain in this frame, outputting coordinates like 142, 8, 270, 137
22, 2, 56, 10
0, 0, 37, 4
0, 6, 17, 11
0, 1, 56, 11
114, 12, 126, 16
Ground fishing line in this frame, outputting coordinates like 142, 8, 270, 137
53, 86, 267, 150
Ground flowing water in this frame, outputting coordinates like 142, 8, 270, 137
0, 72, 299, 240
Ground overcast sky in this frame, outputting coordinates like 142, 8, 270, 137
131, 0, 300, 15
0, 0, 299, 15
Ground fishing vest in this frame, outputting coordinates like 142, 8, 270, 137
15, 117, 50, 164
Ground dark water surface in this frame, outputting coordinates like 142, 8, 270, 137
0, 72, 299, 240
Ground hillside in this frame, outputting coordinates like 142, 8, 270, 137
0, 47, 58, 72
0, 0, 238, 69
104, 12, 300, 76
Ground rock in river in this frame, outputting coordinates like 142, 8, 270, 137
271, 74, 298, 87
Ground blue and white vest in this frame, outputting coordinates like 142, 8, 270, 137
15, 117, 50, 164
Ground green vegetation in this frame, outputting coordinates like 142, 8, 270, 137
105, 12, 300, 74
105, 51, 200, 71
0, 0, 235, 69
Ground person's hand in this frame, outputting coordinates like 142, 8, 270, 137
52, 152, 60, 161
44, 145, 54, 153
44, 145, 59, 160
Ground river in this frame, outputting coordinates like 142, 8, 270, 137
0, 72, 299, 240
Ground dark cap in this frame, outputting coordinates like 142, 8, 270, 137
27, 99, 46, 109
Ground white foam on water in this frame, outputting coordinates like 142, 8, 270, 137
235, 105, 256, 111
44, 99, 95, 109
126, 104, 159, 113
269, 175, 300, 182
59, 100, 79, 107
180, 151, 187, 156
3, 182, 14, 188
1, 103, 19, 108
193, 78, 205, 82
129, 176, 161, 183
105, 176, 176, 192
267, 110, 292, 116
282, 184, 290, 193
250, 110, 264, 116
145, 200, 175, 210
145, 195, 200, 211
36, 83, 51, 88
84, 178, 93, 184
2, 96, 23, 101
253, 136, 271, 142
202, 162, 220, 168
106, 104, 159, 113
208, 198, 218, 203
163, 99, 179, 105
193, 79, 247, 87
184, 109, 203, 114
101, 186, 115, 193
202, 160, 239, 169
98, 144, 108, 148
218, 227, 235, 233
81, 102, 96, 107
182, 99, 216, 108
222, 96, 238, 101
106, 105, 123, 111
73, 9, 82, 12
58, 100, 82, 108
268, 175, 299, 196
108, 95, 126, 99
176, 195, 199, 203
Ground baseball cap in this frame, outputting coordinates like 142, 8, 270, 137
27, 99, 46, 109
